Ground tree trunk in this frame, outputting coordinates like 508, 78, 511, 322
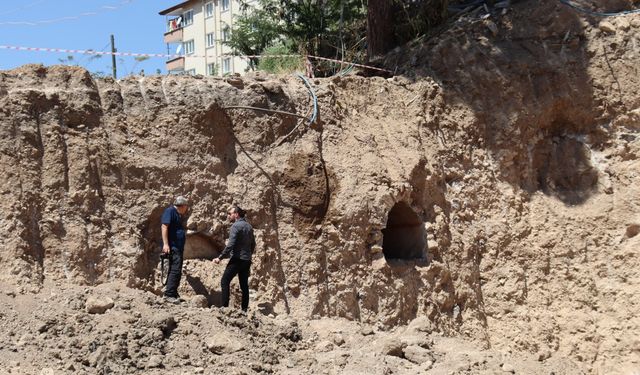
367, 0, 395, 60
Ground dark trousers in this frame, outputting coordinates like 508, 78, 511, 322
164, 248, 183, 298
220, 258, 251, 311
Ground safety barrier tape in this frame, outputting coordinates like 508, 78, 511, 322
0, 44, 393, 74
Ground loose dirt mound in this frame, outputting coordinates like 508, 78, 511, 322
0, 0, 639, 373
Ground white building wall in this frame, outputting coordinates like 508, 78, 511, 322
164, 0, 254, 76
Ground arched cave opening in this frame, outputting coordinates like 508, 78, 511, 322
382, 201, 427, 261
136, 209, 223, 286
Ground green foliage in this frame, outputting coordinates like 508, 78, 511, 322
225, 0, 282, 70
227, 0, 366, 76
227, 0, 451, 75
259, 44, 304, 74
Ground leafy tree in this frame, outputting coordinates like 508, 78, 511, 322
226, 0, 366, 75
228, 0, 451, 74
225, 4, 280, 70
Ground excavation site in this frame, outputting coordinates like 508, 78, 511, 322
0, 0, 639, 373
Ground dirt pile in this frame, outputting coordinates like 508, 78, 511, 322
0, 0, 639, 373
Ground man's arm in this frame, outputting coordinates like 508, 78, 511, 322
218, 223, 238, 260
161, 224, 170, 254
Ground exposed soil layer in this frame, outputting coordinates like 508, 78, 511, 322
1, 0, 640, 373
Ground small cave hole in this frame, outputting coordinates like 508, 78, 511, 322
382, 202, 427, 261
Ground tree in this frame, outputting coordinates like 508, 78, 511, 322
225, 2, 280, 70
226, 0, 366, 75
366, 0, 396, 59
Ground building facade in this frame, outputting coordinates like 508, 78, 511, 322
159, 0, 253, 76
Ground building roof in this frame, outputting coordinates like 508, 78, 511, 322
159, 0, 193, 16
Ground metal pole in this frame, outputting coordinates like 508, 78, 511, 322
110, 34, 117, 79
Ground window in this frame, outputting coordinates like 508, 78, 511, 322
207, 63, 217, 76
206, 32, 215, 48
183, 9, 193, 26
222, 27, 230, 42
221, 0, 229, 11
183, 40, 195, 55
222, 58, 231, 74
205, 2, 214, 18
186, 69, 196, 76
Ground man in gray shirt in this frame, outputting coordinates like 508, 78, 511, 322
213, 205, 256, 312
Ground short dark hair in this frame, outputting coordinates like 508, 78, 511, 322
231, 205, 246, 218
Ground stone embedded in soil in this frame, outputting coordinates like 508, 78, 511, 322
85, 296, 114, 314
599, 21, 616, 33
205, 333, 245, 354
617, 18, 630, 31
403, 345, 433, 364
502, 362, 516, 373
315, 340, 334, 352
381, 337, 406, 357
146, 355, 163, 369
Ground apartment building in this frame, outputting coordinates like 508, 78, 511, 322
159, 0, 253, 76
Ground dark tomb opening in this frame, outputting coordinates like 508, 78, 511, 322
382, 202, 426, 260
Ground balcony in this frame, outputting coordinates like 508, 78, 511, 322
164, 27, 183, 44
166, 56, 185, 72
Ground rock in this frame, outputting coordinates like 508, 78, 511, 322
381, 337, 405, 357
333, 333, 346, 346
315, 340, 334, 352
537, 349, 552, 361
39, 369, 55, 375
148, 314, 177, 335
407, 316, 434, 333
205, 333, 244, 354
277, 319, 302, 342
502, 362, 515, 373
190, 295, 209, 308
88, 346, 106, 367
361, 326, 374, 336
599, 21, 616, 34
617, 18, 630, 31
403, 345, 433, 364
146, 355, 163, 369
631, 18, 640, 28
85, 296, 114, 314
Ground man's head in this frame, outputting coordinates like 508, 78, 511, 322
227, 205, 245, 223
174, 196, 189, 215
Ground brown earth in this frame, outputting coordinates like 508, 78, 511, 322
1, 0, 640, 373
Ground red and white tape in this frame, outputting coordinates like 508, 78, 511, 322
0, 44, 393, 73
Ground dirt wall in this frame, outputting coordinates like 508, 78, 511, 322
1, 1, 639, 372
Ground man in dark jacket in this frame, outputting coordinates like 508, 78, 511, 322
213, 205, 256, 312
161, 196, 188, 304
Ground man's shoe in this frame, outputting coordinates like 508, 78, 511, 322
163, 296, 181, 304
